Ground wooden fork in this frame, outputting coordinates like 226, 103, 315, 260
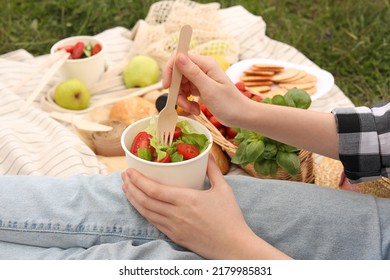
156, 25, 192, 146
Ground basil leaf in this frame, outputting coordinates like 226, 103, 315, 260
254, 157, 269, 176
278, 143, 300, 153
271, 95, 287, 106
283, 93, 296, 107
231, 140, 250, 166
262, 143, 278, 159
254, 158, 277, 176
261, 97, 272, 104
244, 140, 265, 163
285, 88, 312, 109
269, 160, 279, 176
181, 133, 209, 153
276, 151, 300, 176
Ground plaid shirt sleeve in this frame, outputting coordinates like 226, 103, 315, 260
332, 102, 390, 183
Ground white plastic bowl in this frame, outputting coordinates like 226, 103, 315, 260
50, 35, 105, 88
121, 116, 213, 190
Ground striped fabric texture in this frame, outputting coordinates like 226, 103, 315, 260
0, 4, 354, 177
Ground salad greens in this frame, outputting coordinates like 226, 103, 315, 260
231, 88, 312, 177
143, 118, 209, 162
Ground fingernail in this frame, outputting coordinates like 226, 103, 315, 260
121, 184, 126, 193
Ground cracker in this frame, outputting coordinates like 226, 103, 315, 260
280, 70, 307, 83
279, 82, 316, 90
246, 86, 272, 94
268, 86, 288, 95
271, 69, 300, 82
305, 86, 317, 95
283, 75, 317, 84
239, 63, 319, 98
256, 87, 288, 99
243, 81, 274, 87
252, 64, 284, 72
244, 69, 275, 76
240, 75, 272, 82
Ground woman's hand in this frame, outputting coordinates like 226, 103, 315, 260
163, 53, 251, 128
121, 156, 252, 259
121, 156, 291, 260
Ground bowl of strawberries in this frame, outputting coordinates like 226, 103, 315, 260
51, 35, 105, 87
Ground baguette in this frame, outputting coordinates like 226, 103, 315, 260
210, 142, 230, 175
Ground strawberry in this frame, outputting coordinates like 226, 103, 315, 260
218, 126, 227, 137
226, 127, 238, 139
252, 95, 262, 102
200, 103, 213, 118
209, 115, 222, 128
57, 45, 74, 53
92, 43, 102, 55
242, 90, 253, 98
235, 81, 245, 91
71, 42, 85, 59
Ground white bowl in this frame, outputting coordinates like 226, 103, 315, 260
121, 116, 213, 190
50, 35, 105, 88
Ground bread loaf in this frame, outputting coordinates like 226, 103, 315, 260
109, 96, 157, 125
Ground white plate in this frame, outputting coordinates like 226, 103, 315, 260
226, 58, 334, 100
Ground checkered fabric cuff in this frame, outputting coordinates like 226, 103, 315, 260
332, 106, 382, 183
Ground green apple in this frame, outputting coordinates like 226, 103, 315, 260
123, 55, 160, 88
54, 79, 90, 110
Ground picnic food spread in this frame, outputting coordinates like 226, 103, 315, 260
4, 0, 344, 184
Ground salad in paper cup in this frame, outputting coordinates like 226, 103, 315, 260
121, 116, 213, 189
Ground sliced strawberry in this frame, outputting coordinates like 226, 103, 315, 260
92, 43, 102, 55
71, 42, 85, 59
57, 45, 74, 53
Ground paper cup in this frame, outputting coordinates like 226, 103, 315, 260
50, 36, 105, 88
121, 116, 213, 190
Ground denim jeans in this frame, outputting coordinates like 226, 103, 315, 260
0, 172, 389, 259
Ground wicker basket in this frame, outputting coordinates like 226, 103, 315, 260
192, 112, 315, 183
315, 157, 390, 198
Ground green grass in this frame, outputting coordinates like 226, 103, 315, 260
1, 0, 389, 106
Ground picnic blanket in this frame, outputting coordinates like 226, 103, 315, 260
0, 1, 354, 177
